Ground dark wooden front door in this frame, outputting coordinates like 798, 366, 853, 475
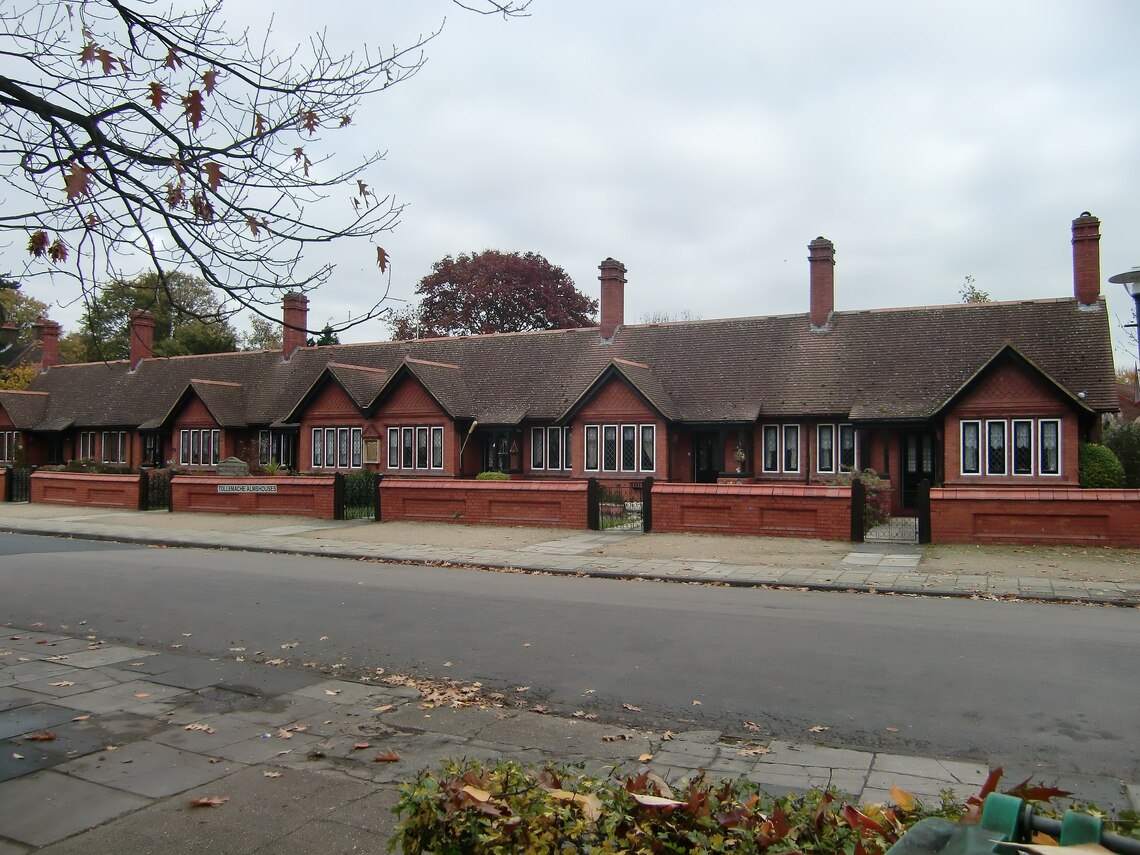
694, 432, 722, 483
901, 432, 936, 509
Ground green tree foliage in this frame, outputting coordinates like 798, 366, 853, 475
309, 324, 341, 346
1077, 442, 1125, 488
1102, 421, 1140, 488
0, 277, 50, 335
959, 275, 991, 304
0, 363, 38, 390
239, 316, 283, 351
0, 0, 529, 334
73, 271, 239, 361
389, 250, 598, 339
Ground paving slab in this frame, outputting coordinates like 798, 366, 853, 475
90, 764, 377, 855
0, 686, 57, 713
59, 739, 246, 798
12, 667, 121, 698
763, 740, 874, 771
475, 710, 652, 760
60, 679, 192, 716
747, 763, 867, 796
0, 736, 68, 782
54, 646, 158, 669
0, 770, 151, 847
1, 659, 77, 683
0, 701, 81, 740
870, 753, 987, 785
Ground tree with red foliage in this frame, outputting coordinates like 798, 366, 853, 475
389, 250, 598, 339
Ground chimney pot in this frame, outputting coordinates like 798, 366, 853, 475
32, 317, 61, 369
1071, 212, 1101, 306
808, 236, 835, 331
282, 292, 309, 359
128, 309, 155, 370
598, 258, 626, 342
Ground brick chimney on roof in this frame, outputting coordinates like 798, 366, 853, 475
32, 318, 61, 370
598, 258, 626, 342
128, 309, 155, 370
282, 292, 309, 360
1072, 211, 1101, 307
808, 236, 835, 331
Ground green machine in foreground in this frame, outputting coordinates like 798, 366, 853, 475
886, 792, 1139, 855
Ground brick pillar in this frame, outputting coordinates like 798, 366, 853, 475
282, 292, 309, 360
32, 318, 61, 369
598, 258, 626, 342
808, 236, 835, 330
128, 309, 155, 370
1072, 212, 1101, 306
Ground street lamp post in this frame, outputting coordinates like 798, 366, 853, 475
1109, 265, 1140, 403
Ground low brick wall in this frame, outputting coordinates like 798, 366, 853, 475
171, 475, 338, 519
31, 471, 143, 510
0, 467, 7, 501
931, 487, 1140, 547
380, 478, 589, 529
652, 483, 853, 540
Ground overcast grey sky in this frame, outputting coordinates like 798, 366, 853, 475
22, 1, 1140, 366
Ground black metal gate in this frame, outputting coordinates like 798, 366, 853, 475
141, 469, 171, 511
336, 472, 379, 521
7, 466, 31, 502
588, 477, 652, 532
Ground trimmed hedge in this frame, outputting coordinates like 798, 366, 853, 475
1078, 442, 1125, 488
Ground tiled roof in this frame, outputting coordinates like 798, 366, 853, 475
190, 380, 247, 428
0, 391, 49, 429
19, 297, 1117, 431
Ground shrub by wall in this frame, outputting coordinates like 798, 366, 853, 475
1078, 443, 1125, 488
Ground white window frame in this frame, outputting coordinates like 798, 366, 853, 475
960, 420, 982, 476
547, 426, 562, 471
430, 426, 444, 470
177, 430, 188, 466
401, 427, 414, 469
1039, 419, 1061, 477
620, 424, 638, 472
985, 420, 1007, 476
530, 427, 545, 470
562, 427, 572, 470
324, 428, 336, 468
387, 428, 399, 469
100, 431, 125, 464
1012, 419, 1034, 476
761, 425, 779, 473
351, 428, 363, 468
816, 424, 836, 474
640, 424, 656, 473
602, 425, 618, 472
782, 424, 801, 474
838, 423, 857, 472
584, 425, 599, 472
0, 431, 14, 463
338, 427, 350, 468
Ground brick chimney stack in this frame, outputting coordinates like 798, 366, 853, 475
128, 309, 155, 370
282, 292, 309, 360
32, 318, 61, 369
598, 258, 626, 342
808, 236, 835, 331
0, 324, 17, 347
1072, 211, 1101, 307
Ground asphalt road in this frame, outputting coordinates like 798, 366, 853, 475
1, 533, 1137, 788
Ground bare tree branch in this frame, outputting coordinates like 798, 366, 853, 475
0, 0, 528, 335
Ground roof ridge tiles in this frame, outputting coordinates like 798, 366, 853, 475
328, 361, 388, 374
406, 357, 460, 370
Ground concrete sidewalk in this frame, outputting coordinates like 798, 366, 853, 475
0, 504, 1137, 605
0, 627, 997, 852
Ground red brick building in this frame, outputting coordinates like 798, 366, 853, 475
0, 213, 1118, 516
